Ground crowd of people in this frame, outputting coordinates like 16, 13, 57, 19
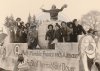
45, 19, 86, 49
9, 17, 38, 49
8, 17, 86, 49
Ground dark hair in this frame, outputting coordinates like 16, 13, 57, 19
16, 17, 21, 21
48, 24, 53, 29
52, 5, 56, 8
67, 22, 73, 28
55, 23, 60, 28
61, 21, 67, 26
73, 19, 77, 23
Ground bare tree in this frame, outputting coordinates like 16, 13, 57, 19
81, 11, 100, 31
4, 15, 15, 28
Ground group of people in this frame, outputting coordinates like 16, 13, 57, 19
10, 18, 28, 43
46, 19, 86, 49
9, 17, 86, 49
9, 18, 38, 49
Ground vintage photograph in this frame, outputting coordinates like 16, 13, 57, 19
0, 0, 100, 71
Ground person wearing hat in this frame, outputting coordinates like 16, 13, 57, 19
15, 18, 22, 29
28, 25, 38, 49
41, 4, 67, 21
15, 17, 22, 43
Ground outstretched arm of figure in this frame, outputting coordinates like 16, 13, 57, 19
59, 4, 67, 12
40, 8, 50, 12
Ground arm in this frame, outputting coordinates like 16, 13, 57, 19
41, 8, 50, 12
58, 4, 67, 12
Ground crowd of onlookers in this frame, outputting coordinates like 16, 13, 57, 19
9, 18, 32, 43
45, 19, 86, 49
9, 17, 38, 49
8, 17, 86, 49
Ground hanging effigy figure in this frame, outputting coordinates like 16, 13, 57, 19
41, 4, 67, 21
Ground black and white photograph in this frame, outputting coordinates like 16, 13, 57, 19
0, 0, 100, 71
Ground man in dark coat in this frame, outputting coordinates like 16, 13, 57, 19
20, 27, 27, 43
72, 19, 86, 42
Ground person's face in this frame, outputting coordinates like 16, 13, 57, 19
52, 5, 56, 9
75, 21, 78, 26
69, 24, 73, 28
27, 24, 30, 27
61, 23, 66, 28
49, 26, 53, 30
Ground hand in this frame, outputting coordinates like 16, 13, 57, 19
62, 4, 67, 8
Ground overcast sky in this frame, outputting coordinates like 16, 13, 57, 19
0, 0, 100, 27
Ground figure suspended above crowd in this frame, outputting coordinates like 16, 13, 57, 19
41, 4, 67, 20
